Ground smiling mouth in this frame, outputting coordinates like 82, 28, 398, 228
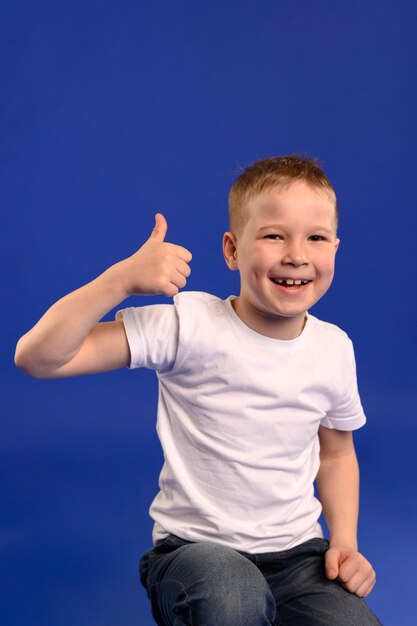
270, 278, 312, 288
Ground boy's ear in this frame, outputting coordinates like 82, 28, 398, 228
334, 237, 340, 253
222, 232, 239, 271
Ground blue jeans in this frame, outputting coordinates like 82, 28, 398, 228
139, 534, 382, 625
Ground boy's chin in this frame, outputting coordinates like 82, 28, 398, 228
256, 304, 308, 323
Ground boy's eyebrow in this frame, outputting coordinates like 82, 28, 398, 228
308, 225, 334, 234
257, 224, 333, 234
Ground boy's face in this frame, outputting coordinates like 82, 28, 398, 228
223, 180, 340, 339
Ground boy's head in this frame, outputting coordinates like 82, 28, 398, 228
228, 154, 338, 237
222, 154, 340, 340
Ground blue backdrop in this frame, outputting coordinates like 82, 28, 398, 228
3, 1, 416, 624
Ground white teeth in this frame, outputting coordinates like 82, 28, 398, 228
273, 278, 309, 286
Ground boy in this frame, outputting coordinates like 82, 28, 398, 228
15, 155, 382, 625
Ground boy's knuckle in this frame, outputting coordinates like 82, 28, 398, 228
160, 267, 171, 280
156, 277, 168, 291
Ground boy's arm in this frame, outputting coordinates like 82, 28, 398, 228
316, 425, 359, 549
315, 425, 376, 597
14, 214, 192, 379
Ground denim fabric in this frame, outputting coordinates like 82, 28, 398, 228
139, 534, 382, 626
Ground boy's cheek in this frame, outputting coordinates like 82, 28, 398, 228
320, 254, 337, 275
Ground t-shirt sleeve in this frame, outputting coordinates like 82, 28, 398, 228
115, 304, 179, 372
320, 338, 367, 431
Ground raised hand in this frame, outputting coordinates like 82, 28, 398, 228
119, 213, 193, 298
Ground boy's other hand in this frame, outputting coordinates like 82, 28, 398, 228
119, 213, 192, 298
324, 545, 376, 598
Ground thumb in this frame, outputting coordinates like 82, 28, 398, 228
325, 549, 340, 580
148, 213, 167, 243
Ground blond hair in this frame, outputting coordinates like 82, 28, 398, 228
228, 154, 338, 235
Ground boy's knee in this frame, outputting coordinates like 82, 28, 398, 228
175, 542, 276, 624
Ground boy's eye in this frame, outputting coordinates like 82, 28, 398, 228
309, 235, 326, 241
264, 234, 282, 240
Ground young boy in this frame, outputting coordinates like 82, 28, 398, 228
15, 155, 382, 625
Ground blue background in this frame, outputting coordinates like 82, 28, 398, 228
3, 1, 416, 624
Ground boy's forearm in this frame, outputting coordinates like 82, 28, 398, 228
315, 451, 360, 550
15, 262, 128, 373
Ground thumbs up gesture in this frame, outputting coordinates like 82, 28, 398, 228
119, 214, 192, 298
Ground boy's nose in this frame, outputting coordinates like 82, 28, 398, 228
282, 246, 309, 267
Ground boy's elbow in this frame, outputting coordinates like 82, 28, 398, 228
15, 358, 54, 379
14, 339, 27, 372
14, 350, 38, 378
14, 338, 48, 379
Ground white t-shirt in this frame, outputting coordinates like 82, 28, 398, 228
116, 291, 366, 553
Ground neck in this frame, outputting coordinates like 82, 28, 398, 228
231, 297, 307, 340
